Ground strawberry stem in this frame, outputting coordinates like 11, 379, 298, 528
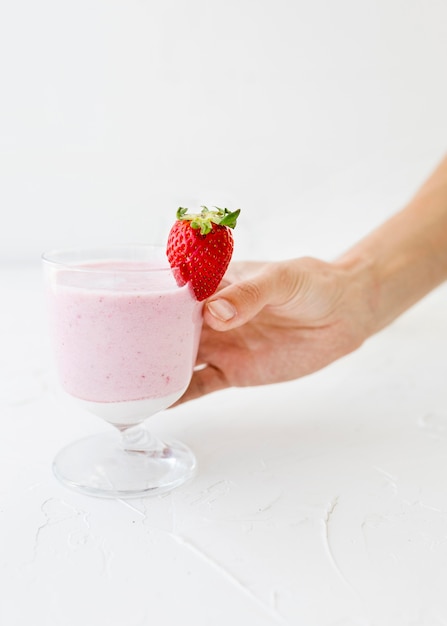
176, 206, 240, 235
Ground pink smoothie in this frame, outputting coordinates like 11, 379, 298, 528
47, 261, 202, 403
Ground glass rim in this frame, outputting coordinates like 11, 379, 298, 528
41, 243, 178, 273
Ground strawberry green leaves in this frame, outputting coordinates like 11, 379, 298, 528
176, 206, 240, 235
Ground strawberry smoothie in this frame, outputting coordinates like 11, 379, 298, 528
47, 259, 202, 420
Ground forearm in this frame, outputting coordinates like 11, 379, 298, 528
337, 155, 447, 334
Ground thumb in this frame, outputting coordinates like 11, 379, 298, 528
203, 263, 288, 330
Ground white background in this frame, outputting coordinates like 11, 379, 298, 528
1, 0, 446, 265
2, 3, 447, 625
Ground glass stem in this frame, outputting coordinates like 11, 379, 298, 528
118, 423, 166, 455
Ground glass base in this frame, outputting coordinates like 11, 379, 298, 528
53, 430, 197, 499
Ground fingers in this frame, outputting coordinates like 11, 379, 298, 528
174, 364, 229, 405
204, 263, 290, 331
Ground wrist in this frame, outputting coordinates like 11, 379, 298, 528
335, 211, 447, 337
334, 252, 382, 340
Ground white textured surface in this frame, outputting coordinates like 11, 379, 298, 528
1, 0, 447, 623
1, 267, 447, 626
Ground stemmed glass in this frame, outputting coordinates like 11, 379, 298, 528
42, 245, 203, 498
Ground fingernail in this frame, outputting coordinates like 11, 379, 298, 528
207, 299, 236, 321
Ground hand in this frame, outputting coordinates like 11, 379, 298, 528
174, 156, 447, 405
177, 256, 376, 403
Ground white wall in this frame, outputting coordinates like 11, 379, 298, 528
1, 0, 446, 265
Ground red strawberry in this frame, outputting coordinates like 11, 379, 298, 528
166, 206, 241, 301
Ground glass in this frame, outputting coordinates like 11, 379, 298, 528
42, 245, 203, 498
